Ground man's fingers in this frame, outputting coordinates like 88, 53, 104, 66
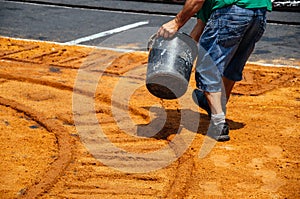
163, 31, 169, 38
157, 27, 167, 38
157, 28, 174, 38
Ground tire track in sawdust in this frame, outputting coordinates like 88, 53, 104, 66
163, 152, 196, 199
91, 53, 198, 199
0, 37, 209, 198
0, 37, 199, 198
65, 53, 193, 198
0, 96, 73, 199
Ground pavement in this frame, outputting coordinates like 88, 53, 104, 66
7, 0, 300, 24
0, 0, 299, 67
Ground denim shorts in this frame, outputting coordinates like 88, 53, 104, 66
195, 5, 267, 92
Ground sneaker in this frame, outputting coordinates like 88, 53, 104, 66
192, 89, 211, 117
207, 122, 230, 142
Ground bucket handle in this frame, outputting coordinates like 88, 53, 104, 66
147, 33, 157, 51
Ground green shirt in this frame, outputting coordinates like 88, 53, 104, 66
197, 0, 272, 23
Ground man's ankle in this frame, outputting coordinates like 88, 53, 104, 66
211, 112, 225, 125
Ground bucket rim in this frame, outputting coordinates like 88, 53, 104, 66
148, 32, 198, 59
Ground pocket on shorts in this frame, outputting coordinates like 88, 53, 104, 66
217, 16, 250, 47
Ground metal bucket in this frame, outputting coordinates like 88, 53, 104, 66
146, 32, 198, 99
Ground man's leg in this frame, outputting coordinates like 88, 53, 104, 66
192, 77, 235, 116
205, 91, 223, 114
195, 5, 267, 141
223, 77, 236, 102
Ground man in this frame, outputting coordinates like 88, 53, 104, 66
157, 0, 272, 141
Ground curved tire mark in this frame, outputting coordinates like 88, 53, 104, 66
0, 96, 73, 199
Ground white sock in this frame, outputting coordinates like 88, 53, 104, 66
211, 112, 225, 125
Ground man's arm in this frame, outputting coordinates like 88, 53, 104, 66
157, 0, 205, 38
190, 19, 206, 42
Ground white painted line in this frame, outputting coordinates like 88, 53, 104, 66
65, 21, 149, 45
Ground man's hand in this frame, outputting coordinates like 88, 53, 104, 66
157, 19, 180, 38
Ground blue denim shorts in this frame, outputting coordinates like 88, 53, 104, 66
195, 5, 267, 92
